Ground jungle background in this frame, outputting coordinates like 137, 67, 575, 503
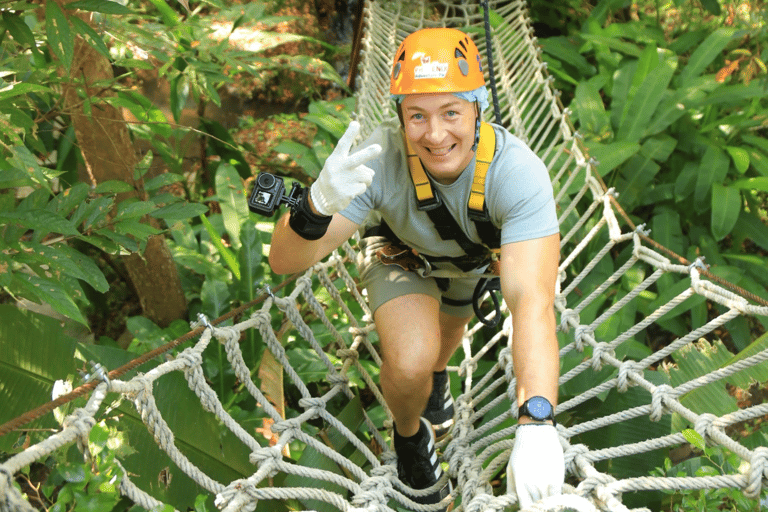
0, 0, 767, 510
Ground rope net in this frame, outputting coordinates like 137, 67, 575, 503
3, 1, 768, 511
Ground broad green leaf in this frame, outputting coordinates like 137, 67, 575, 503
75, 196, 113, 230
215, 164, 249, 251
113, 218, 161, 239
144, 173, 184, 191
678, 28, 736, 87
538, 37, 596, 76
0, 82, 52, 102
113, 91, 172, 139
46, 1, 73, 71
2, 11, 36, 49
617, 49, 677, 142
274, 141, 321, 178
12, 273, 88, 326
18, 242, 109, 293
201, 278, 230, 318
145, 0, 180, 26
710, 183, 741, 241
115, 200, 156, 220
304, 113, 346, 140
581, 33, 643, 57
725, 146, 750, 174
200, 214, 240, 280
69, 16, 110, 59
66, 0, 132, 14
584, 141, 641, 177
699, 0, 722, 15
732, 210, 768, 253
151, 202, 209, 221
694, 145, 729, 210
10, 145, 53, 193
682, 429, 706, 451
0, 209, 79, 237
573, 76, 610, 140
731, 176, 768, 192
237, 221, 263, 303
0, 305, 78, 452
51, 183, 90, 218
93, 179, 135, 195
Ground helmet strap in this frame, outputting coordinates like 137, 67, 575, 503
471, 101, 481, 152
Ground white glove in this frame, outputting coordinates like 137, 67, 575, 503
508, 424, 564, 510
310, 120, 382, 216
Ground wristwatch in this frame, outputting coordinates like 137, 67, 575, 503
519, 396, 556, 425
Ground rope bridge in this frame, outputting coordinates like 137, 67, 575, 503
3, 1, 768, 511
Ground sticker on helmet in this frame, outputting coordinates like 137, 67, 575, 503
413, 55, 448, 80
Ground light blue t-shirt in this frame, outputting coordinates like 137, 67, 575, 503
340, 118, 559, 258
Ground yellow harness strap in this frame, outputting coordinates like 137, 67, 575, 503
406, 121, 496, 216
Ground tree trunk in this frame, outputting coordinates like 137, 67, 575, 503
60, 6, 187, 327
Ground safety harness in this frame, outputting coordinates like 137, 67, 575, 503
372, 121, 503, 326
406, 121, 501, 260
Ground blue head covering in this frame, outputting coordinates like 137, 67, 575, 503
391, 86, 490, 112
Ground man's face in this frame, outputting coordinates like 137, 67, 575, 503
401, 93, 477, 185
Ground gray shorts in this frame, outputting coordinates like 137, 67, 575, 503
356, 236, 481, 318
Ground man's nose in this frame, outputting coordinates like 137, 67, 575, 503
424, 118, 446, 143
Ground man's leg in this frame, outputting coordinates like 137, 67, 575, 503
436, 311, 472, 371
375, 293, 441, 437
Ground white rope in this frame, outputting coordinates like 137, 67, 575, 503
2, 2, 767, 512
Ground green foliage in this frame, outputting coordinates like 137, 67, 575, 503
653, 429, 767, 511
544, 0, 768, 344
273, 96, 357, 179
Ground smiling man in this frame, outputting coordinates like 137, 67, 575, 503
267, 27, 564, 510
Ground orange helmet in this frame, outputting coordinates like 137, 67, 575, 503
390, 28, 485, 95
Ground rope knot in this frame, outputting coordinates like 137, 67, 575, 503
564, 444, 591, 477
251, 310, 272, 327
617, 361, 639, 392
590, 343, 614, 371
559, 309, 579, 333
574, 325, 592, 351
577, 473, 615, 495
298, 397, 326, 412
465, 493, 493, 512
270, 418, 302, 438
249, 446, 282, 478
745, 446, 768, 498
326, 373, 349, 386
694, 413, 717, 440
650, 385, 675, 422
337, 348, 359, 362
459, 358, 478, 377
177, 348, 203, 368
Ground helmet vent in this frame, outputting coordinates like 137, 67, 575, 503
458, 59, 469, 76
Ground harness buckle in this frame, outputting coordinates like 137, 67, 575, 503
416, 192, 443, 212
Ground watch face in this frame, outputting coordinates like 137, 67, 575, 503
526, 396, 553, 420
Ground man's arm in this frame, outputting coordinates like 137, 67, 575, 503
268, 211, 360, 275
499, 232, 560, 421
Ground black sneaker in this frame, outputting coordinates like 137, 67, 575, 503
423, 369, 455, 440
394, 418, 451, 508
